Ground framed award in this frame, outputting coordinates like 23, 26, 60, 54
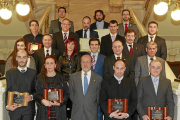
107, 99, 128, 113
147, 107, 168, 120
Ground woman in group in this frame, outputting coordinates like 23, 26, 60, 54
5, 38, 36, 73
35, 55, 69, 120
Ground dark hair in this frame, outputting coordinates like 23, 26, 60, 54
58, 7, 66, 13
122, 9, 130, 15
40, 55, 61, 77
29, 20, 39, 26
83, 16, 91, 22
109, 20, 118, 26
114, 59, 126, 66
89, 37, 100, 46
148, 21, 158, 27
94, 10, 105, 20
124, 29, 136, 36
65, 38, 78, 58
42, 34, 53, 40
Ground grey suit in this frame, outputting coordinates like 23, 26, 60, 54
137, 75, 174, 119
117, 23, 139, 43
135, 55, 166, 85
69, 71, 102, 120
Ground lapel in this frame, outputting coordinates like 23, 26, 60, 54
128, 22, 133, 29
40, 48, 45, 59
26, 68, 30, 92
156, 76, 163, 98
143, 56, 149, 74
132, 43, 138, 56
147, 76, 157, 99
94, 53, 101, 70
51, 48, 56, 56
122, 54, 127, 61
123, 43, 130, 55
80, 29, 83, 38
55, 20, 60, 32
119, 23, 124, 32
145, 35, 149, 45
79, 72, 84, 96
108, 34, 113, 47
154, 36, 158, 43
85, 72, 96, 96
90, 30, 93, 38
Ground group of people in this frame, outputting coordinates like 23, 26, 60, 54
4, 6, 173, 120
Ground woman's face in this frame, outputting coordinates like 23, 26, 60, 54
45, 58, 56, 73
17, 41, 26, 51
67, 42, 75, 51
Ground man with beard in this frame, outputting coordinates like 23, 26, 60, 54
90, 10, 109, 30
5, 50, 37, 120
76, 16, 99, 38
137, 21, 167, 60
117, 9, 139, 43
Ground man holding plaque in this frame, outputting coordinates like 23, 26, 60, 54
5, 50, 37, 120
137, 60, 174, 120
100, 59, 137, 120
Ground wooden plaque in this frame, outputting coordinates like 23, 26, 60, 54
27, 42, 42, 51
147, 107, 168, 120
43, 89, 63, 103
108, 99, 128, 113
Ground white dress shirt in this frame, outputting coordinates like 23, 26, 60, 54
62, 31, 69, 39
148, 34, 156, 42
81, 70, 91, 94
151, 75, 159, 94
114, 53, 122, 60
44, 47, 52, 57
147, 55, 156, 67
90, 52, 99, 64
83, 28, 90, 38
96, 20, 104, 29
110, 33, 117, 42
126, 42, 134, 51
114, 75, 124, 84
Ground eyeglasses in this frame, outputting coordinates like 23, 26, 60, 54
62, 23, 70, 26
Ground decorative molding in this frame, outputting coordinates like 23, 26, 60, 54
109, 6, 122, 13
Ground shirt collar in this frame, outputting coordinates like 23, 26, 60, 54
123, 22, 129, 26
114, 75, 124, 81
96, 20, 104, 24
17, 66, 27, 72
147, 55, 156, 60
62, 30, 69, 34
126, 42, 133, 47
83, 28, 90, 32
110, 32, 117, 37
44, 47, 52, 51
90, 52, 98, 57
114, 53, 122, 59
148, 34, 156, 38
151, 75, 159, 81
82, 70, 91, 76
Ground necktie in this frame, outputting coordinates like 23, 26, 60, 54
63, 33, 67, 42
21, 70, 25, 73
150, 58, 154, 61
112, 35, 115, 42
117, 57, 120, 60
150, 36, 153, 42
118, 80, 121, 84
129, 45, 133, 56
125, 23, 128, 32
92, 55, 96, 69
46, 50, 49, 57
154, 78, 158, 95
84, 29, 87, 38
84, 73, 88, 95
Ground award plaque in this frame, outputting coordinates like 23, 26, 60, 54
79, 38, 90, 52
43, 89, 63, 103
27, 42, 42, 51
108, 99, 128, 113
7, 91, 29, 106
147, 107, 168, 120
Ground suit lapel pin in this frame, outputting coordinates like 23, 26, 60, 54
94, 80, 95, 82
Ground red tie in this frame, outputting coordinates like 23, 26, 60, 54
129, 45, 133, 56
125, 24, 128, 32
117, 57, 120, 60
150, 36, 153, 42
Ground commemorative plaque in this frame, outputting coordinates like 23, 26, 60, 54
108, 99, 128, 113
147, 107, 168, 120
43, 89, 63, 103
27, 42, 42, 51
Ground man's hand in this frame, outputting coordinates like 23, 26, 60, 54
6, 105, 19, 111
111, 110, 121, 119
50, 101, 60, 106
25, 95, 32, 102
28, 50, 35, 55
118, 113, 128, 119
41, 99, 52, 107
165, 116, 172, 120
142, 115, 150, 120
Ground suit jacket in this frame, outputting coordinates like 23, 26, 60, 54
100, 34, 125, 56
49, 19, 74, 34
137, 75, 174, 119
69, 71, 102, 120
100, 76, 137, 120
33, 48, 60, 75
52, 31, 79, 53
135, 55, 166, 85
117, 23, 139, 43
122, 43, 146, 65
137, 35, 167, 60
91, 53, 106, 77
103, 54, 135, 80
90, 21, 109, 30
75, 29, 99, 38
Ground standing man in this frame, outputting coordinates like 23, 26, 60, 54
123, 29, 145, 65
33, 34, 60, 75
117, 9, 139, 43
100, 60, 137, 120
76, 16, 99, 38
5, 50, 37, 120
52, 19, 79, 53
137, 21, 167, 60
69, 55, 102, 120
49, 7, 74, 34
137, 60, 174, 120
90, 10, 109, 30
100, 20, 125, 56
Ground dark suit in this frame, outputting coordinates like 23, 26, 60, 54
52, 31, 79, 53
75, 29, 99, 38
122, 43, 145, 65
137, 35, 167, 60
33, 48, 60, 75
90, 21, 109, 30
103, 54, 135, 80
137, 76, 174, 119
100, 34, 125, 56
100, 76, 137, 120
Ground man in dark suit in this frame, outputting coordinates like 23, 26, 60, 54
52, 18, 79, 53
123, 29, 145, 65
90, 10, 109, 30
76, 16, 99, 38
103, 40, 134, 80
137, 59, 174, 120
5, 50, 36, 120
49, 7, 74, 34
100, 20, 125, 56
69, 55, 102, 120
34, 34, 60, 75
137, 21, 167, 60
100, 59, 137, 120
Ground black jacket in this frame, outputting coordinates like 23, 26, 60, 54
90, 21, 109, 30
75, 29, 99, 38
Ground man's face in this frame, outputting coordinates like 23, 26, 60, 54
82, 17, 91, 30
149, 61, 162, 77
112, 41, 123, 56
61, 20, 71, 32
29, 22, 39, 33
122, 11, 130, 22
148, 23, 158, 35
109, 23, 118, 34
89, 41, 100, 53
58, 8, 66, 18
125, 32, 135, 44
146, 45, 157, 58
96, 12, 103, 22
16, 51, 28, 68
43, 35, 52, 49
81, 55, 92, 73
113, 61, 126, 78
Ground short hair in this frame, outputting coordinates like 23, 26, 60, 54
81, 54, 92, 62
149, 59, 162, 68
94, 10, 105, 20
89, 37, 100, 46
146, 42, 157, 48
62, 18, 71, 24
124, 29, 136, 36
29, 20, 39, 26
42, 34, 53, 40
112, 39, 123, 46
58, 7, 66, 13
114, 59, 126, 66
148, 21, 158, 27
83, 16, 91, 22
16, 50, 28, 57
109, 20, 118, 26
122, 9, 130, 15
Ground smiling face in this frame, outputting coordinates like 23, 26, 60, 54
89, 41, 100, 53
43, 35, 52, 49
82, 17, 91, 30
109, 23, 119, 35
45, 58, 56, 73
81, 55, 92, 73
125, 32, 135, 44
16, 50, 28, 68
112, 40, 123, 56
113, 60, 126, 79
149, 61, 162, 77
17, 41, 26, 51
61, 19, 71, 32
